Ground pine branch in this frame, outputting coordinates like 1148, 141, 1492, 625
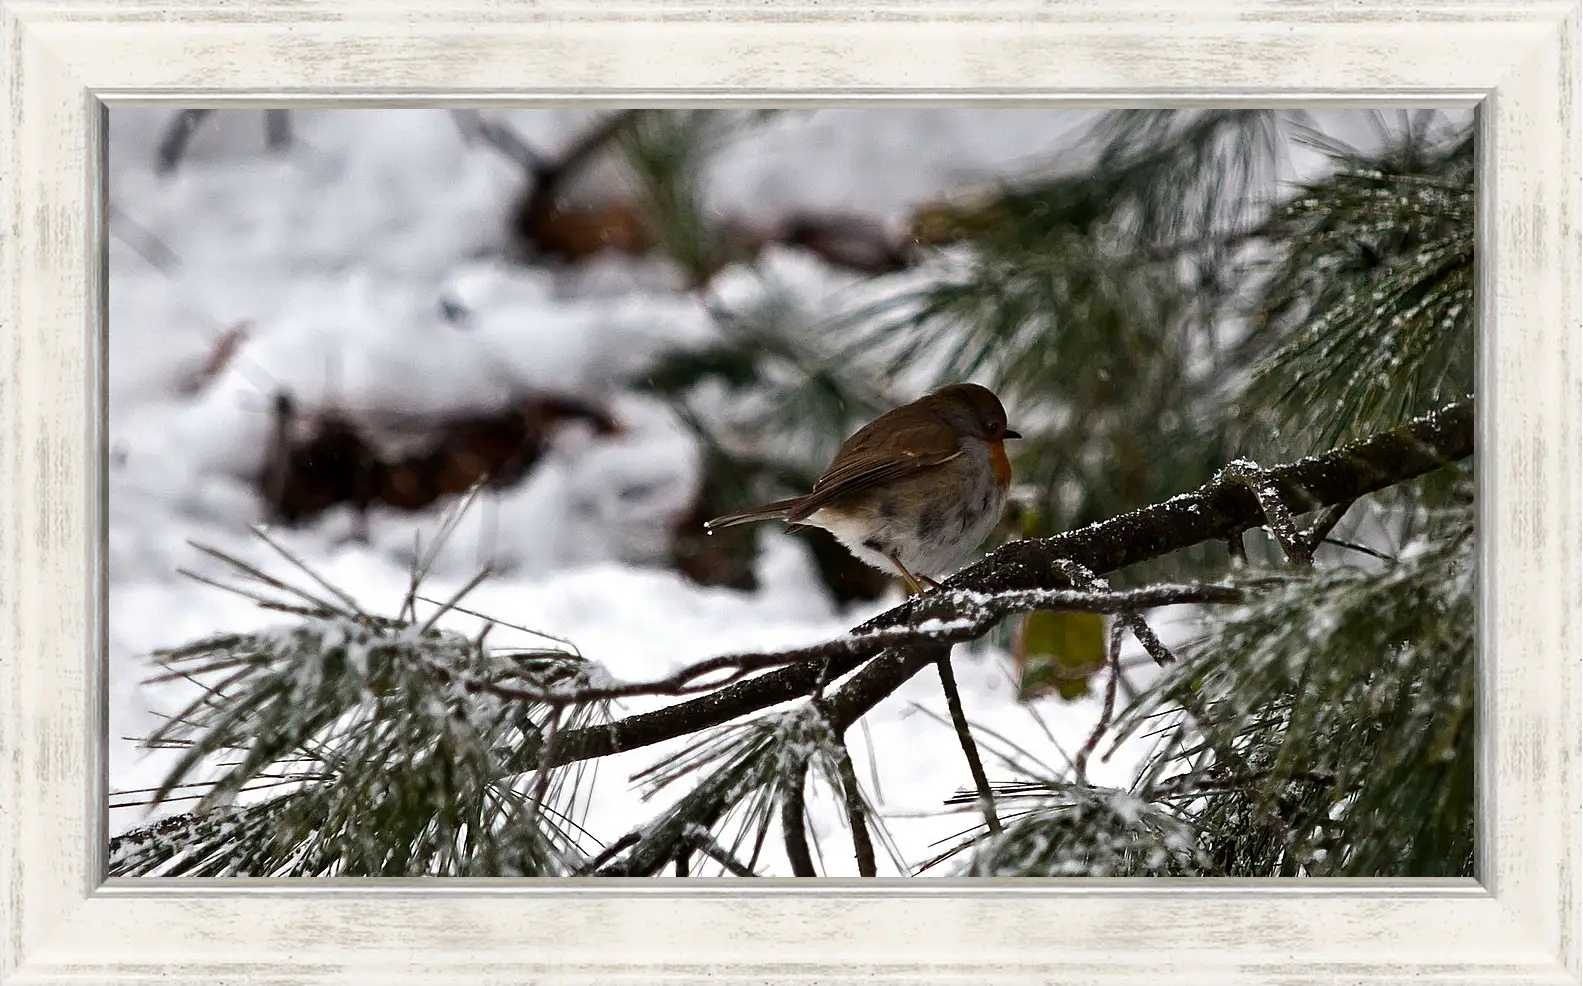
1135, 504, 1476, 876
600, 706, 860, 878
955, 784, 1212, 877
531, 398, 1472, 767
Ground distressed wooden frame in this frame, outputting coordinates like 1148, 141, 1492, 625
2, 1, 1579, 983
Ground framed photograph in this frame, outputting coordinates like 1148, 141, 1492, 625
3, 2, 1578, 983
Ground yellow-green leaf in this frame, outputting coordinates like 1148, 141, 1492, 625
1013, 610, 1108, 702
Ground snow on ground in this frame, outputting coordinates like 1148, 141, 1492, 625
106, 107, 1188, 876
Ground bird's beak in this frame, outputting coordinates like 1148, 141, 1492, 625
1002, 429, 1023, 440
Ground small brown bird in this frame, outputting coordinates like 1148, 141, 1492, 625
704, 383, 1021, 594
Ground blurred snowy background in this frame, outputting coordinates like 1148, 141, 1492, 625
106, 107, 1437, 875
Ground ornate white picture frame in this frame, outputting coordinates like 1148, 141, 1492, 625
2, 1, 1579, 982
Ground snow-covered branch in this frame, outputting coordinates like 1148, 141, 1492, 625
536, 397, 1474, 766
477, 583, 1238, 708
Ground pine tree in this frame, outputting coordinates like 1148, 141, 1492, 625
111, 109, 1474, 879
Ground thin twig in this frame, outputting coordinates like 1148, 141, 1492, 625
1120, 611, 1179, 668
183, 541, 340, 615
450, 110, 546, 173
781, 757, 816, 877
935, 655, 1001, 835
906, 701, 1062, 785
1303, 497, 1357, 555
1074, 619, 1127, 784
1115, 665, 1141, 703
1320, 537, 1394, 562
683, 826, 759, 877
1019, 701, 1081, 779
400, 531, 424, 623
525, 711, 564, 822
1051, 558, 1176, 668
573, 831, 641, 875
249, 523, 372, 612
831, 740, 879, 876
416, 565, 494, 635
411, 594, 582, 657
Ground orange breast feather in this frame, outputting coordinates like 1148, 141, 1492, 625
989, 440, 1012, 487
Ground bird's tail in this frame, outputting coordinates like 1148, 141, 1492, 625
703, 496, 808, 532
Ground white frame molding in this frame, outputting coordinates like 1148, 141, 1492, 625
2, 2, 1579, 983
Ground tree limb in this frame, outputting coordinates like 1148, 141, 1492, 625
1215, 459, 1314, 565
531, 398, 1472, 768
464, 583, 1236, 715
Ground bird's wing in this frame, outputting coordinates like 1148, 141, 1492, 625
787, 421, 963, 521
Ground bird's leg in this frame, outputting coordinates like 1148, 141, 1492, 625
886, 554, 928, 596
917, 574, 943, 591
